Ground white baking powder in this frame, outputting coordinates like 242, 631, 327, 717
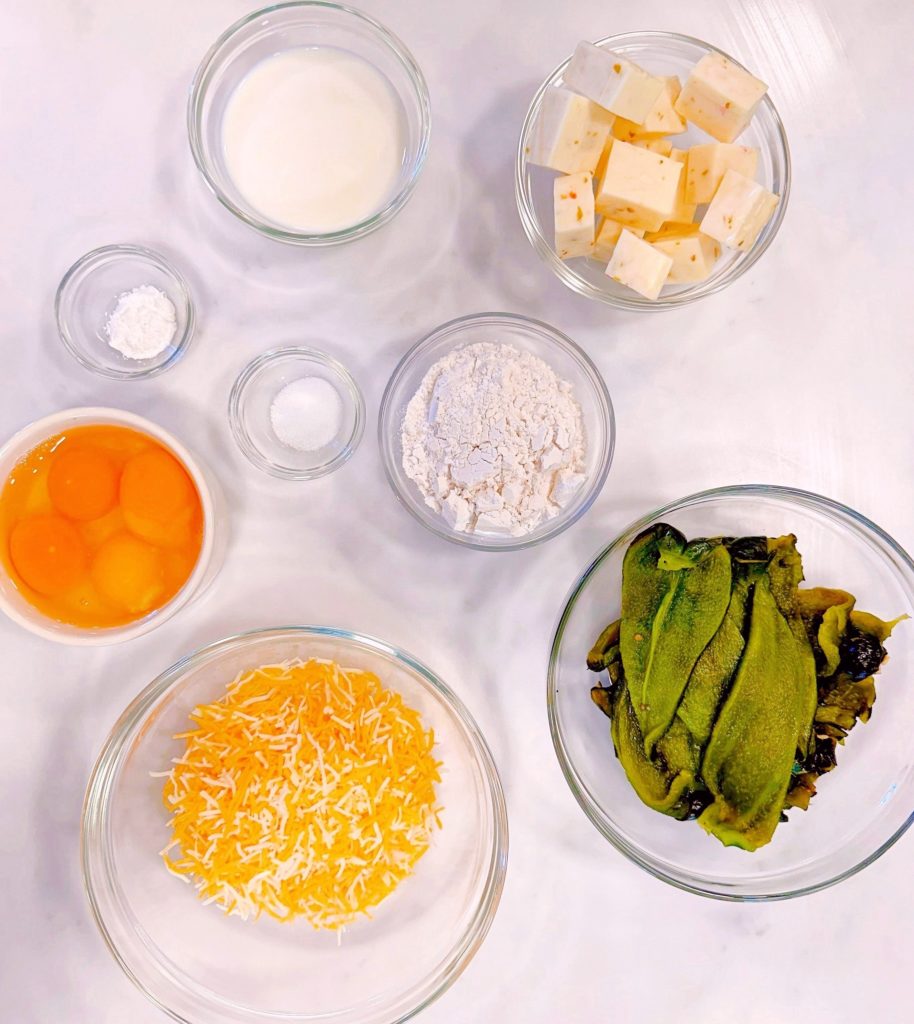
105, 284, 177, 360
401, 341, 586, 536
270, 377, 343, 452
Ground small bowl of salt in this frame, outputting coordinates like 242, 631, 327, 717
229, 346, 365, 480
55, 244, 195, 380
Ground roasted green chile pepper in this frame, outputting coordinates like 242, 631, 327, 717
634, 541, 733, 753
675, 566, 758, 746
699, 577, 818, 851
611, 685, 693, 818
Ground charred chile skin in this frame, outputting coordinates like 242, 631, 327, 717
839, 629, 886, 682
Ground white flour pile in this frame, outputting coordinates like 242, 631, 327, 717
105, 284, 177, 361
401, 341, 587, 536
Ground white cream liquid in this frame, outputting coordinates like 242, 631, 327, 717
222, 47, 405, 233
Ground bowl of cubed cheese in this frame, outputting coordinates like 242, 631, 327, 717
516, 31, 790, 309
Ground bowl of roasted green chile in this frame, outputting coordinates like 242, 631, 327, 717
548, 486, 914, 900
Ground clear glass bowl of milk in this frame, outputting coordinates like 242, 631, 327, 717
189, 2, 431, 245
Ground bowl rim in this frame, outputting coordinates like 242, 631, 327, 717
377, 311, 615, 552
55, 244, 196, 379
81, 624, 509, 1024
187, 0, 432, 247
0, 407, 218, 646
515, 29, 793, 311
547, 483, 914, 900
228, 345, 366, 480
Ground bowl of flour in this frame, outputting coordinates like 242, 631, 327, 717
378, 313, 615, 550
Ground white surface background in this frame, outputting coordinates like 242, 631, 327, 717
2, 1, 913, 1021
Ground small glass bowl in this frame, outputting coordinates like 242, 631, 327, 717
516, 31, 791, 311
188, 1, 431, 245
82, 625, 508, 1024
55, 245, 195, 378
378, 313, 615, 551
548, 485, 914, 900
229, 347, 365, 480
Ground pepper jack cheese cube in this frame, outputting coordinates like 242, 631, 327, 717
665, 148, 697, 226
564, 42, 665, 124
699, 169, 778, 250
632, 137, 673, 157
554, 171, 596, 259
591, 218, 644, 261
594, 137, 614, 190
595, 141, 682, 232
685, 143, 759, 204
675, 52, 768, 143
606, 229, 673, 299
611, 77, 687, 140
529, 86, 615, 174
649, 225, 721, 283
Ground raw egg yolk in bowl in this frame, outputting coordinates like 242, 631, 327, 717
0, 424, 203, 628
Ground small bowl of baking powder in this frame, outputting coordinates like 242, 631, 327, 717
229, 346, 365, 480
55, 244, 195, 380
379, 313, 615, 550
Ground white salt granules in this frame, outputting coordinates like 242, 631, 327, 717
401, 341, 587, 537
105, 284, 177, 360
270, 377, 343, 452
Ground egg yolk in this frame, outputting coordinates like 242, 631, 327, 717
120, 449, 196, 547
47, 445, 119, 521
9, 515, 88, 596
91, 533, 166, 614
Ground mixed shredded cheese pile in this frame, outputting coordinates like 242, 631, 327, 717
158, 657, 443, 929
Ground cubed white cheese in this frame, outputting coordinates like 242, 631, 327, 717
593, 137, 614, 188
685, 143, 759, 204
591, 217, 644, 261
554, 171, 596, 259
564, 42, 665, 123
528, 86, 615, 174
606, 229, 673, 300
649, 226, 721, 283
699, 169, 779, 250
611, 77, 687, 140
595, 141, 682, 232
632, 137, 673, 157
665, 148, 697, 226
675, 52, 768, 143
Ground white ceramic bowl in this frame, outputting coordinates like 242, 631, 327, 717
0, 408, 228, 645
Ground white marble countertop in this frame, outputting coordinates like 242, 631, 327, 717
3, 1, 913, 1021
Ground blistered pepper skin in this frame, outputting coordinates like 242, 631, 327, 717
676, 567, 757, 746
636, 542, 733, 754
699, 577, 817, 851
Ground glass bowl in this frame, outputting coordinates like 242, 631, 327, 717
229, 347, 365, 480
55, 245, 195, 378
548, 485, 914, 899
0, 407, 227, 646
82, 626, 508, 1024
378, 313, 615, 551
516, 31, 791, 310
188, 1, 431, 245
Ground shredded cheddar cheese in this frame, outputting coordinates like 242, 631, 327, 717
159, 658, 442, 929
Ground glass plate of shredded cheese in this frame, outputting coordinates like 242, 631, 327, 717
82, 627, 507, 1024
